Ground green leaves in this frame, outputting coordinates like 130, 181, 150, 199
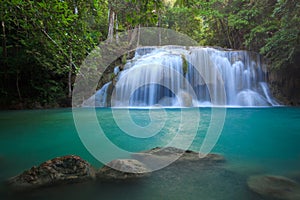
1, 0, 298, 107
110, 0, 162, 27
162, 0, 299, 70
259, 0, 300, 69
0, 0, 108, 106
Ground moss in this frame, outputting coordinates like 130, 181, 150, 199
110, 73, 115, 80
121, 54, 127, 65
181, 54, 188, 75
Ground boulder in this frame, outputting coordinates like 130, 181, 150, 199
7, 155, 96, 191
177, 91, 193, 107
247, 174, 300, 200
132, 147, 225, 170
97, 159, 150, 180
286, 171, 300, 183
186, 151, 225, 163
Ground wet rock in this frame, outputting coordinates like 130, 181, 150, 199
268, 64, 300, 106
286, 171, 300, 183
132, 147, 225, 170
247, 174, 300, 200
7, 155, 96, 191
177, 91, 193, 107
97, 159, 150, 180
143, 147, 224, 162
191, 152, 225, 163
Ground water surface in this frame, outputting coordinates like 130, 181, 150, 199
0, 107, 299, 199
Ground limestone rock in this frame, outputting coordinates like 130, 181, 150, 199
7, 155, 96, 191
247, 174, 300, 200
97, 159, 150, 180
132, 147, 225, 170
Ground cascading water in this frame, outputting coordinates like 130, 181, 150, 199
82, 82, 112, 107
83, 46, 279, 107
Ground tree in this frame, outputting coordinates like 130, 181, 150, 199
163, 0, 299, 70
106, 0, 164, 43
260, 0, 300, 69
0, 0, 107, 108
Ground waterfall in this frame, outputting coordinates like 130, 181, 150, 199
83, 46, 280, 107
82, 82, 112, 107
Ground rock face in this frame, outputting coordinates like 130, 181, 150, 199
247, 175, 300, 200
268, 63, 300, 106
7, 155, 96, 191
97, 159, 150, 180
132, 147, 225, 170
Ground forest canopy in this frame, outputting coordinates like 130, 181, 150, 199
0, 0, 299, 108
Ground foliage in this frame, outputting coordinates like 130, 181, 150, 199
0, 0, 107, 107
163, 0, 299, 70
0, 0, 299, 108
260, 0, 300, 69
181, 54, 188, 75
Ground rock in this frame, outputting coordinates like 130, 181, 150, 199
132, 152, 177, 170
7, 155, 96, 191
142, 147, 185, 155
268, 64, 300, 106
97, 159, 150, 180
177, 91, 193, 107
143, 147, 224, 162
188, 152, 225, 163
132, 147, 225, 170
285, 171, 300, 183
247, 174, 300, 200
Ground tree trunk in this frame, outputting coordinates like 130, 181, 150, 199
137, 24, 141, 46
16, 70, 22, 101
115, 14, 119, 43
158, 13, 161, 46
107, 7, 115, 43
218, 18, 233, 48
2, 21, 7, 60
68, 49, 72, 98
129, 25, 139, 47
1, 20, 8, 98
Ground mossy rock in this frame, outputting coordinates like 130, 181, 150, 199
7, 155, 96, 191
247, 174, 300, 200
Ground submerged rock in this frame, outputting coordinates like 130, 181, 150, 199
286, 171, 300, 183
144, 147, 224, 162
247, 174, 300, 200
132, 147, 225, 170
7, 155, 96, 191
97, 159, 150, 180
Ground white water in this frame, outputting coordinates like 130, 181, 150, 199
82, 82, 111, 107
83, 46, 279, 107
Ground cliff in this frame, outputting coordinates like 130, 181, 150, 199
268, 62, 300, 106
